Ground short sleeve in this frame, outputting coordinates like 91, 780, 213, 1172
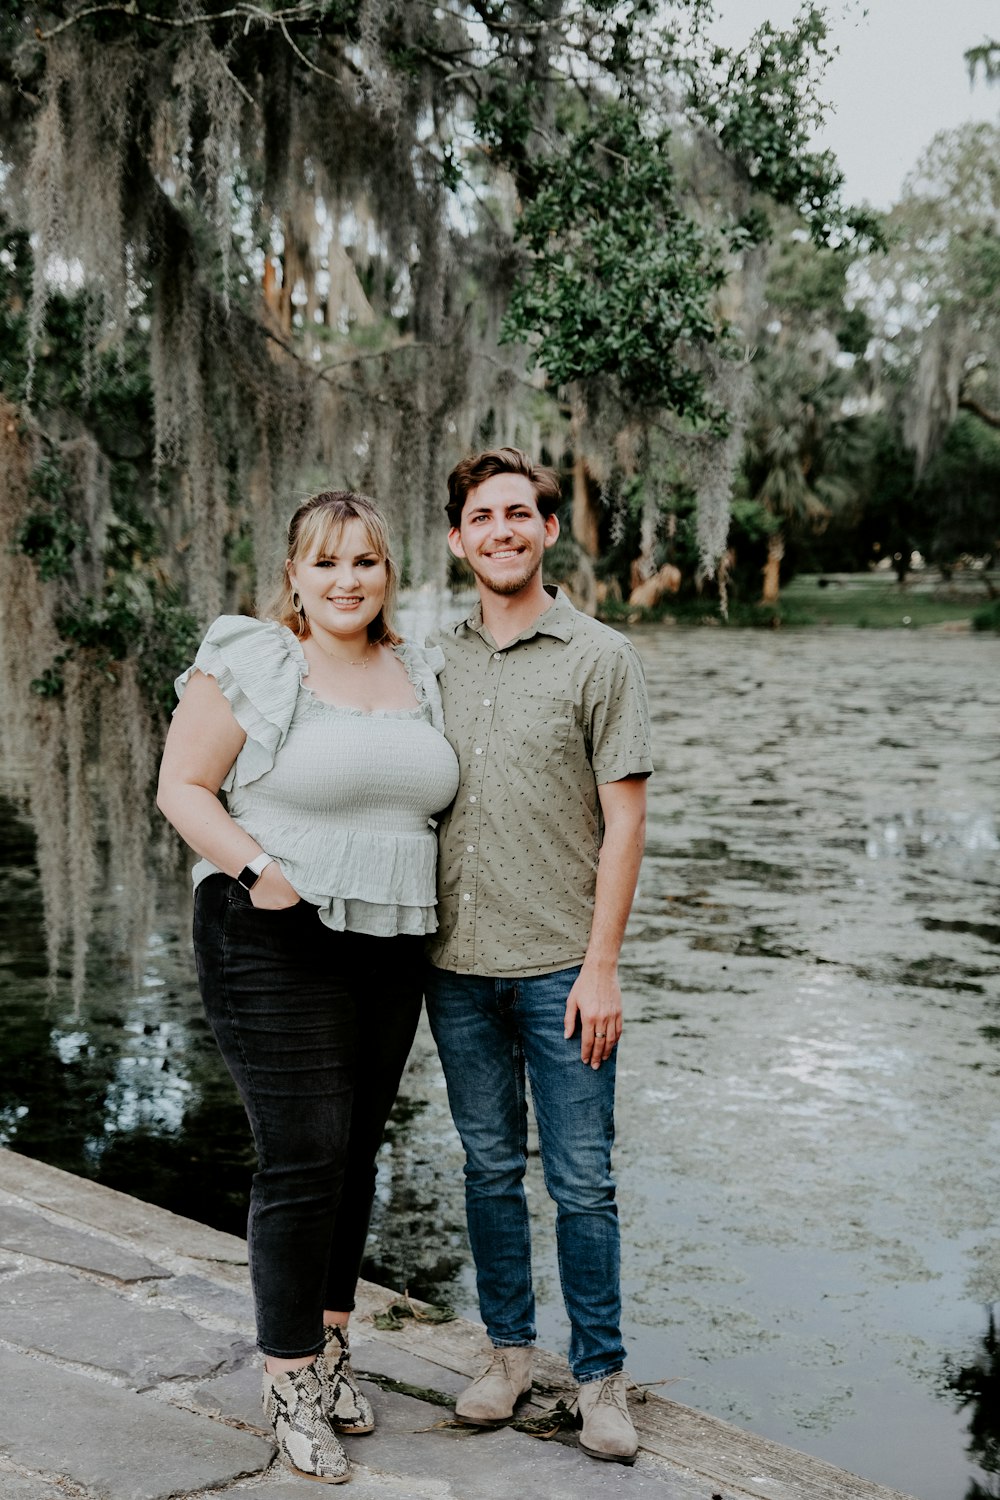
397, 639, 447, 735
175, 615, 306, 791
586, 639, 654, 784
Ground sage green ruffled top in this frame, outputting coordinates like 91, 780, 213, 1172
175, 615, 460, 937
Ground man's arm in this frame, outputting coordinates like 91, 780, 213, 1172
563, 775, 648, 1069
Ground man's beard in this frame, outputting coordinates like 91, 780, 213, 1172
471, 551, 543, 596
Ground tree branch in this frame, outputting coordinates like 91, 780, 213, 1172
958, 394, 1000, 430
37, 3, 331, 42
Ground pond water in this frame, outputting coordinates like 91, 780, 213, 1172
1, 623, 998, 1500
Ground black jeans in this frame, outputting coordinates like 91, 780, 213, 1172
193, 874, 423, 1358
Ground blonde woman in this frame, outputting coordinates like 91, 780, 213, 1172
158, 491, 459, 1483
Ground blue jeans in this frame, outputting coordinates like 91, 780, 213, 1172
193, 874, 423, 1358
425, 964, 624, 1383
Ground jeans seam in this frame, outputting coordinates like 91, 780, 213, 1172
218, 891, 269, 1172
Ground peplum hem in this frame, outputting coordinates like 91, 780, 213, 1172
314, 895, 437, 938
191, 828, 441, 936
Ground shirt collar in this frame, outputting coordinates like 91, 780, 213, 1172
457, 585, 576, 648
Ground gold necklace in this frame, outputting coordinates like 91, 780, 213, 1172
312, 637, 374, 670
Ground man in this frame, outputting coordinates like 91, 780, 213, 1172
425, 447, 652, 1465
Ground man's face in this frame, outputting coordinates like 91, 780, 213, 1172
448, 472, 559, 597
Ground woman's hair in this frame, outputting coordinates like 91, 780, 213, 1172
263, 490, 402, 647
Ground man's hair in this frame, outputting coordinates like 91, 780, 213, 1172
445, 447, 562, 527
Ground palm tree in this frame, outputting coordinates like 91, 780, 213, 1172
744, 354, 863, 603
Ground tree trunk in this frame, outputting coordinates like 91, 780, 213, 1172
571, 454, 601, 558
761, 530, 784, 604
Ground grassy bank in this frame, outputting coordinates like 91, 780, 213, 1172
600, 572, 998, 630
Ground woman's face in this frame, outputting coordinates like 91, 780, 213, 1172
287, 517, 388, 642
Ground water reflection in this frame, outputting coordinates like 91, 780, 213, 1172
865, 810, 999, 861
0, 792, 471, 1295
945, 1309, 1000, 1500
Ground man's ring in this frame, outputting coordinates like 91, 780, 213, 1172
595, 1031, 606, 1039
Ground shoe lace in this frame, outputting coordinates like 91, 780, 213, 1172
596, 1376, 629, 1414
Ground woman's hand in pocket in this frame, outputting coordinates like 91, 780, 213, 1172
250, 862, 302, 910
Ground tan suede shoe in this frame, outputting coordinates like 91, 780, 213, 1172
454, 1346, 533, 1426
576, 1371, 638, 1465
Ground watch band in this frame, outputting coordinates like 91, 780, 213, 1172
237, 852, 274, 891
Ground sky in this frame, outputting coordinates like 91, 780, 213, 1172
707, 0, 999, 208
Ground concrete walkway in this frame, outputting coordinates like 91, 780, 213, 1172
0, 1147, 916, 1500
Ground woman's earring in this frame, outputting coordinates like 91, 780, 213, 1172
292, 590, 303, 615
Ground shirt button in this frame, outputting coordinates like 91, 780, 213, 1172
492, 652, 502, 660
469, 795, 477, 803
467, 844, 475, 853
483, 698, 491, 706
462, 893, 471, 901
475, 747, 483, 755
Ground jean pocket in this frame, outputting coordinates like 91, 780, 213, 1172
226, 878, 302, 916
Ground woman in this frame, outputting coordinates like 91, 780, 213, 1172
157, 491, 459, 1484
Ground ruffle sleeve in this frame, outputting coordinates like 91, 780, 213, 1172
175, 616, 306, 791
396, 639, 447, 734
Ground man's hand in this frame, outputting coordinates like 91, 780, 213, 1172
562, 774, 646, 1069
563, 961, 622, 1069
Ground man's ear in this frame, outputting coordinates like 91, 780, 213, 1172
447, 526, 467, 560
543, 512, 560, 549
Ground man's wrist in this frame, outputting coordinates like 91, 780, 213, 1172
581, 951, 620, 974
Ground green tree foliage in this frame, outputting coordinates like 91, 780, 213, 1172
918, 414, 1000, 572
690, 7, 883, 250
500, 105, 726, 420
1, 219, 199, 712
743, 353, 866, 600
858, 121, 1000, 472
965, 41, 1000, 84
763, 229, 872, 355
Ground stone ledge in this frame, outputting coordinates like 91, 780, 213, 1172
0, 1147, 917, 1500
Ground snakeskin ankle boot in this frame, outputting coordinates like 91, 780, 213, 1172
261, 1361, 349, 1483
319, 1323, 375, 1434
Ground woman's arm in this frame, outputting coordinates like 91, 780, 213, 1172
156, 670, 300, 909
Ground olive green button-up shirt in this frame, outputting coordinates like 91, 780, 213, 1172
428, 587, 653, 978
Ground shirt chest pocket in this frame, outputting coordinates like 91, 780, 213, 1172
494, 695, 575, 768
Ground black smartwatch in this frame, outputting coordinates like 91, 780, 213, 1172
237, 852, 275, 891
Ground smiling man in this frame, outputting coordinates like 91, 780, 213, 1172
425, 447, 653, 1465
